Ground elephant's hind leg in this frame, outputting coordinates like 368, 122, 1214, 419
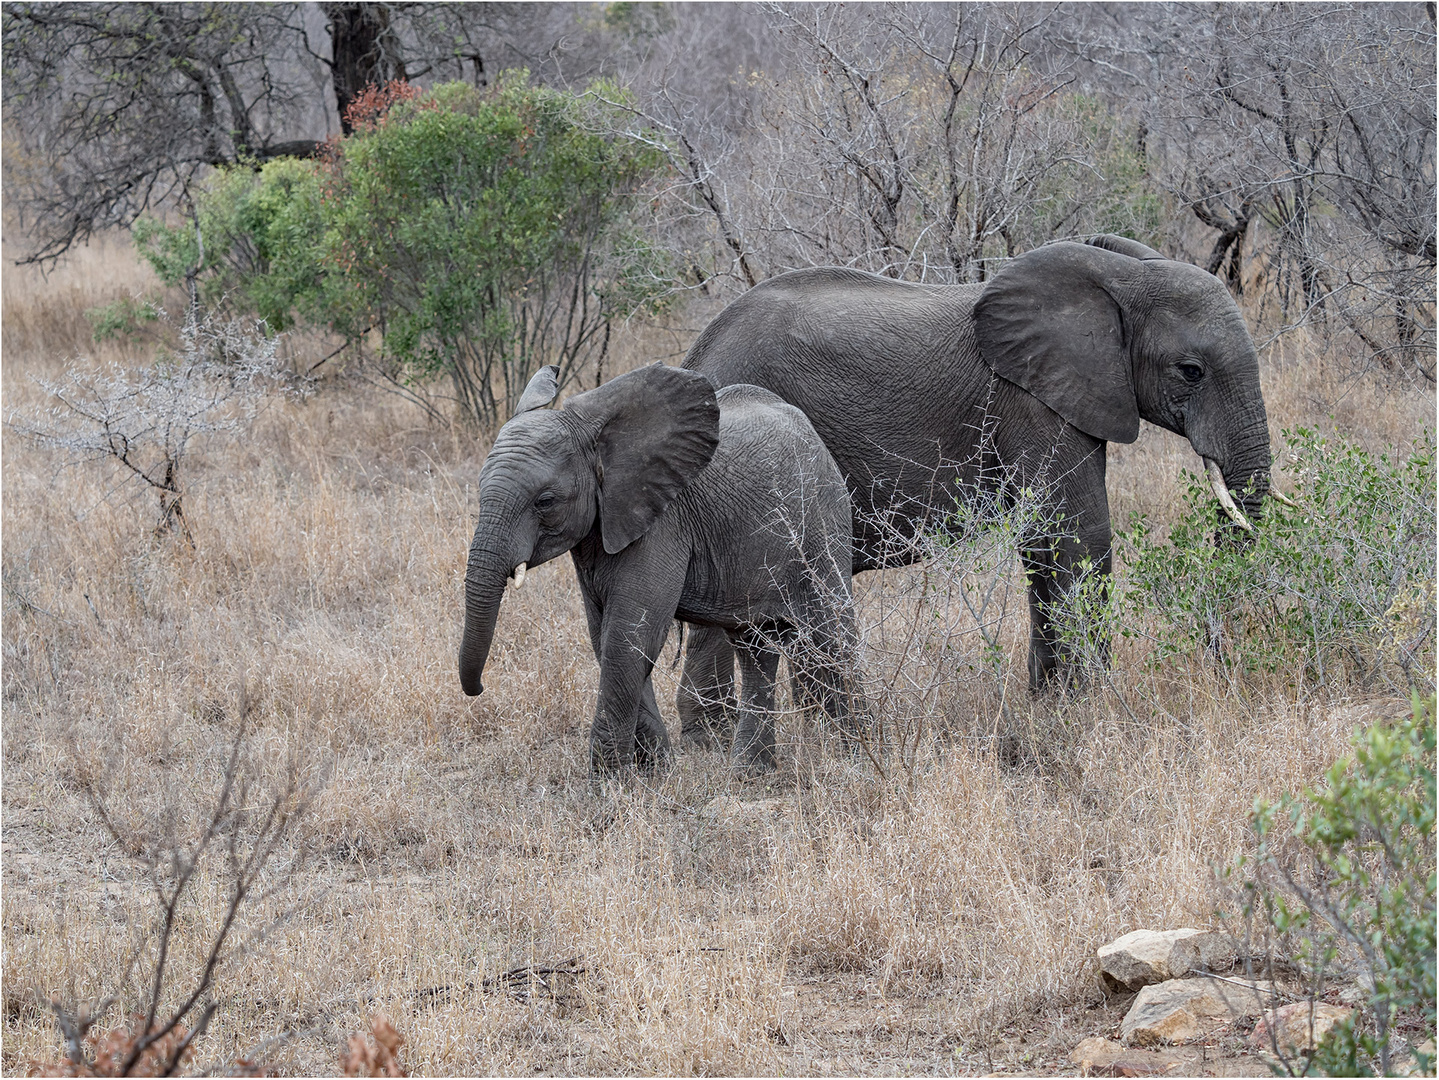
791, 608, 867, 752
730, 633, 781, 774
678, 624, 738, 750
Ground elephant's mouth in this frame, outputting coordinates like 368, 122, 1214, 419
1203, 458, 1254, 532
1203, 457, 1292, 530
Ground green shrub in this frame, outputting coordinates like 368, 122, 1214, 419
133, 157, 328, 333
1229, 693, 1436, 1077
85, 295, 160, 343
1118, 428, 1436, 691
1056, 93, 1163, 244
135, 75, 673, 428
325, 75, 670, 425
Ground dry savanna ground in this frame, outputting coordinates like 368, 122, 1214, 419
2, 237, 1432, 1076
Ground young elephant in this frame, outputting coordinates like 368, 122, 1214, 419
457, 363, 858, 773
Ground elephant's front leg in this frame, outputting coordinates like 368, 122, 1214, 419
678, 624, 737, 749
578, 583, 673, 770
729, 629, 781, 774
589, 579, 685, 774
1006, 426, 1114, 693
1022, 524, 1113, 692
634, 677, 671, 772
579, 583, 673, 772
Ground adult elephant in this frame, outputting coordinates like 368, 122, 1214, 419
676, 235, 1272, 741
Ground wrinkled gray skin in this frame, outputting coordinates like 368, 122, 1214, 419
457, 363, 857, 773
678, 235, 1271, 736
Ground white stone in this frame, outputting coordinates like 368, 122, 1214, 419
701, 795, 790, 823
1251, 1002, 1353, 1056
1097, 928, 1233, 990
1121, 977, 1276, 1046
1068, 1035, 1187, 1075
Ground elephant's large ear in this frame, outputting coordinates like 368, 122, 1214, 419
514, 365, 560, 414
566, 364, 720, 554
975, 241, 1142, 444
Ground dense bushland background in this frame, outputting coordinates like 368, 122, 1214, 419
6, 3, 1434, 395
2, 2, 1433, 1075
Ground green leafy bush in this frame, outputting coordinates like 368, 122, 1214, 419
85, 295, 160, 343
135, 75, 673, 428
133, 157, 328, 333
1118, 429, 1436, 691
1230, 693, 1436, 1077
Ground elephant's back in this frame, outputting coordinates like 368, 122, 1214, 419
678, 381, 853, 607
705, 383, 849, 529
684, 269, 984, 427
713, 381, 828, 451
683, 269, 993, 562
686, 268, 978, 383
713, 382, 846, 491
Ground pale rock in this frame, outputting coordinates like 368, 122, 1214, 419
1336, 980, 1376, 1006
702, 795, 746, 821
1384, 1038, 1436, 1078
1337, 984, 1363, 1005
1069, 1036, 1185, 1076
1121, 1000, 1199, 1047
1098, 928, 1233, 991
1203, 977, 1278, 1020
1418, 1037, 1436, 1059
1070, 1036, 1127, 1065
1120, 977, 1277, 1046
1250, 1002, 1353, 1056
1386, 1035, 1415, 1076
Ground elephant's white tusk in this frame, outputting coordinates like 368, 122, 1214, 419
1269, 488, 1297, 507
1204, 458, 1254, 532
509, 562, 527, 589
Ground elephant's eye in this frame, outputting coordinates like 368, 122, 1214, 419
535, 491, 558, 511
1177, 361, 1205, 384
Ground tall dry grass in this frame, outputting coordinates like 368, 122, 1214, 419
2, 236, 1432, 1075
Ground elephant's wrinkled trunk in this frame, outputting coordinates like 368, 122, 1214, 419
1213, 415, 1271, 536
458, 540, 522, 697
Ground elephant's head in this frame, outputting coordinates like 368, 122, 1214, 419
974, 235, 1271, 528
458, 364, 720, 696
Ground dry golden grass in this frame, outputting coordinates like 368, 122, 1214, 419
2, 237, 1432, 1076
1, 231, 176, 368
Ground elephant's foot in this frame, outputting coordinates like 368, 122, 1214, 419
681, 727, 722, 752
591, 736, 658, 776
1027, 637, 1091, 696
633, 678, 673, 772
730, 749, 777, 777
1027, 650, 1099, 697
634, 740, 670, 774
589, 746, 634, 775
677, 693, 737, 752
635, 716, 672, 773
729, 716, 776, 775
